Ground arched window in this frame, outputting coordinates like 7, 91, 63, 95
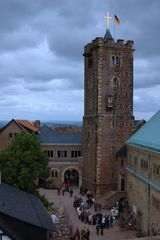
116, 56, 119, 65
112, 55, 120, 65
112, 76, 120, 88
112, 56, 115, 64
51, 169, 58, 178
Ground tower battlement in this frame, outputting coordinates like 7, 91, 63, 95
84, 37, 134, 55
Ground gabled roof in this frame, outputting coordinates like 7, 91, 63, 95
0, 183, 55, 232
0, 119, 38, 134
15, 120, 38, 133
126, 110, 160, 152
39, 125, 82, 145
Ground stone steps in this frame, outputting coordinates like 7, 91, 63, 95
97, 191, 127, 209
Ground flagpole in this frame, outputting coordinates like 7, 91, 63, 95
114, 17, 115, 41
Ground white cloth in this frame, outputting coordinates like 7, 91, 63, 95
51, 214, 59, 223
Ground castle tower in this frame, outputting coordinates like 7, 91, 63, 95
82, 27, 134, 196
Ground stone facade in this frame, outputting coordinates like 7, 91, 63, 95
127, 145, 160, 236
41, 143, 83, 188
39, 125, 83, 188
83, 35, 135, 196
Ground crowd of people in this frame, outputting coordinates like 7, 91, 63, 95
69, 187, 120, 239
54, 183, 121, 239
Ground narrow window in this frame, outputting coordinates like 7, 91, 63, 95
58, 150, 60, 158
51, 170, 58, 178
113, 77, 120, 87
64, 150, 67, 158
121, 159, 124, 167
9, 133, 13, 140
112, 56, 115, 64
116, 56, 119, 65
47, 151, 50, 157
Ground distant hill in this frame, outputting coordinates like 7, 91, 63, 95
41, 121, 82, 127
0, 121, 8, 128
0, 120, 82, 128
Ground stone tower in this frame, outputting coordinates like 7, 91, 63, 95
83, 29, 134, 196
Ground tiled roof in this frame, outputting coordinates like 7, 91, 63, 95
39, 125, 82, 145
0, 183, 55, 231
15, 120, 38, 132
126, 110, 160, 152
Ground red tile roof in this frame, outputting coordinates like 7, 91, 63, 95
15, 120, 38, 132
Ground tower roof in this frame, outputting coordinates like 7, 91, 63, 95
104, 29, 113, 42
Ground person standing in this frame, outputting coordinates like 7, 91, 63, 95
96, 224, 100, 235
70, 188, 73, 197
100, 223, 104, 235
110, 215, 113, 227
85, 227, 90, 240
106, 215, 110, 229
94, 202, 97, 212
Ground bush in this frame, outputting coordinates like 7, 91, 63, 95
44, 177, 55, 189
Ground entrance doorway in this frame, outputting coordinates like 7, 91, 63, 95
121, 177, 125, 191
64, 169, 79, 186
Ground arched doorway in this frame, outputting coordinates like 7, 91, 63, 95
64, 168, 79, 186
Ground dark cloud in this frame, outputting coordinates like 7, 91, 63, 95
0, 0, 159, 120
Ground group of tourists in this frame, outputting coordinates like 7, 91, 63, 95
70, 227, 90, 240
71, 187, 118, 238
56, 184, 120, 239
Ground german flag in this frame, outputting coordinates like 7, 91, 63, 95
114, 14, 120, 25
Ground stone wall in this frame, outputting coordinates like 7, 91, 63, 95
127, 145, 160, 236
83, 36, 134, 196
41, 144, 83, 188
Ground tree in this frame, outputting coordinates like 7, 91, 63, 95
0, 131, 50, 195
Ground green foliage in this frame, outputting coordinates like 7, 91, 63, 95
37, 192, 53, 213
45, 176, 55, 189
0, 131, 50, 195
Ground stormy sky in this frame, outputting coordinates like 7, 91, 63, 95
0, 0, 159, 121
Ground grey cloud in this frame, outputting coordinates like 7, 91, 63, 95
0, 0, 159, 121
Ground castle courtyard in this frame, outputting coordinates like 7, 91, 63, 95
40, 188, 137, 240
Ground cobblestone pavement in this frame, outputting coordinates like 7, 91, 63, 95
40, 188, 137, 240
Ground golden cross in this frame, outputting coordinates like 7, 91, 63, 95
104, 12, 112, 29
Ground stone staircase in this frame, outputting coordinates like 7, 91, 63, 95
97, 191, 127, 209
